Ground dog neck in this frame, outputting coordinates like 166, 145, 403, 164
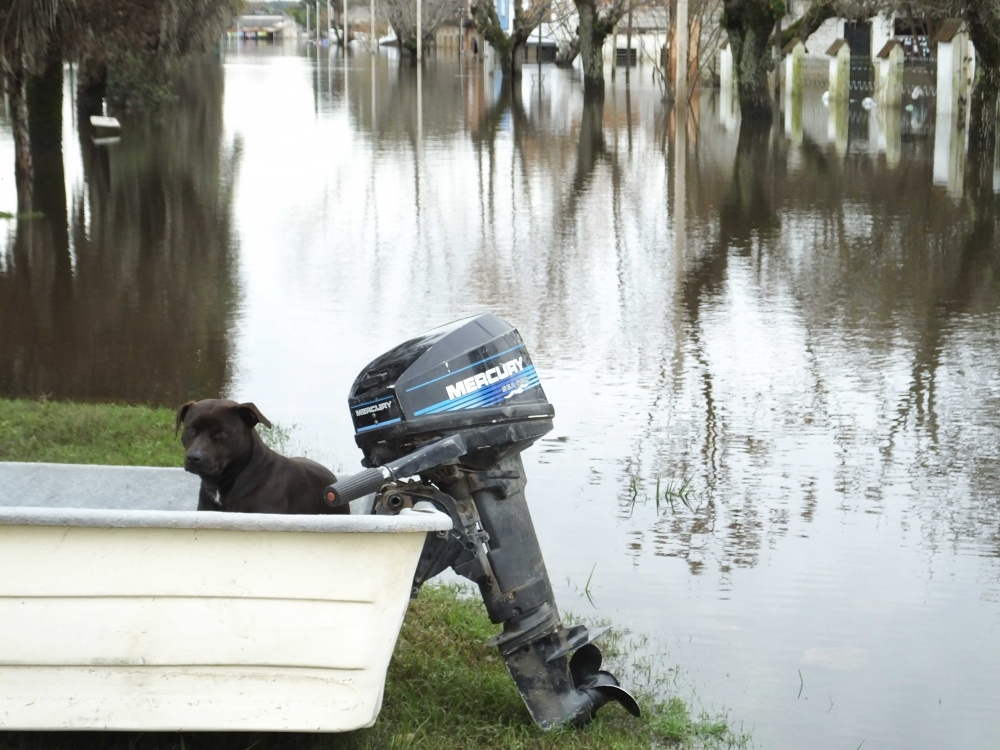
202, 432, 267, 496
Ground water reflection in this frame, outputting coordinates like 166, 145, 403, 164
0, 59, 240, 404
623, 101, 1000, 570
1, 42, 1000, 750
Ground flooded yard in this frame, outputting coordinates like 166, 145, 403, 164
1, 39, 999, 749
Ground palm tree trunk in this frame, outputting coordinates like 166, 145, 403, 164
28, 43, 68, 236
7, 57, 34, 213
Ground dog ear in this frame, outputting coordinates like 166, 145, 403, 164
175, 401, 196, 435
236, 402, 273, 430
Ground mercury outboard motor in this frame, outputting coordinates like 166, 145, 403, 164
324, 313, 640, 730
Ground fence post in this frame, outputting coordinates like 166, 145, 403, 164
783, 39, 805, 100
933, 19, 970, 197
935, 19, 970, 117
875, 39, 904, 108
826, 39, 850, 104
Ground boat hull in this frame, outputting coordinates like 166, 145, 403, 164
0, 463, 451, 731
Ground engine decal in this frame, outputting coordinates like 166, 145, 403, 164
405, 344, 526, 393
350, 395, 402, 433
444, 355, 525, 401
413, 366, 541, 416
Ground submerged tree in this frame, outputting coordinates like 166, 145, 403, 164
963, 3, 1000, 158
379, 0, 454, 54
1, 0, 239, 211
573, 0, 630, 92
69, 0, 241, 114
471, 0, 551, 78
719, 0, 782, 121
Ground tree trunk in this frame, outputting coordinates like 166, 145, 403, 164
555, 36, 580, 67
510, 38, 524, 78
471, 1, 515, 77
27, 44, 68, 236
6, 57, 34, 213
497, 44, 514, 75
576, 0, 605, 93
965, 5, 1000, 159
721, 0, 776, 122
968, 64, 999, 157
26, 45, 74, 337
964, 4, 1000, 195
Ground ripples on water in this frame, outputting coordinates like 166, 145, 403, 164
1, 41, 999, 749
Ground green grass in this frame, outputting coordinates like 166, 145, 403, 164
0, 398, 750, 750
628, 471, 697, 516
0, 398, 183, 466
0, 398, 291, 466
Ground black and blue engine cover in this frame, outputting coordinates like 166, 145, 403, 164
347, 313, 554, 451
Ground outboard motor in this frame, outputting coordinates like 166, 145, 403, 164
324, 313, 640, 729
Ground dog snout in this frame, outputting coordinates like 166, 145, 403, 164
184, 449, 205, 473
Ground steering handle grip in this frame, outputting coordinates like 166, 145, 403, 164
324, 467, 389, 508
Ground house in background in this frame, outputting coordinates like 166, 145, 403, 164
229, 14, 291, 41
786, 2, 943, 63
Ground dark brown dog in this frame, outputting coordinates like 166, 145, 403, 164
175, 399, 346, 514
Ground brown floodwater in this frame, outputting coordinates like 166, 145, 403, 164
1, 39, 999, 749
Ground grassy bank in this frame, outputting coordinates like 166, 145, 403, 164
0, 399, 182, 466
0, 398, 749, 749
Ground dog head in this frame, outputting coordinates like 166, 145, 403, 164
175, 399, 273, 480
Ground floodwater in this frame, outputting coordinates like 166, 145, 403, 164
2, 39, 999, 750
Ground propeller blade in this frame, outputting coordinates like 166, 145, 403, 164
569, 642, 604, 687
594, 684, 642, 718
570, 643, 642, 718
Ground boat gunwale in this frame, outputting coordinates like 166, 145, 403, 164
0, 504, 452, 533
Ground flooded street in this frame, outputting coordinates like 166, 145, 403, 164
2, 39, 1000, 749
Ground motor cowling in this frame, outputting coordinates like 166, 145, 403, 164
327, 313, 640, 729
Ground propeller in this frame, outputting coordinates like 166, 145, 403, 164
569, 643, 641, 718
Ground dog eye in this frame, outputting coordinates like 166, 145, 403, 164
213, 430, 228, 439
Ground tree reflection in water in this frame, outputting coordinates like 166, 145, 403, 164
0, 56, 241, 406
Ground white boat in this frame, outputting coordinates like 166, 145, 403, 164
0, 462, 451, 732
89, 115, 121, 131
